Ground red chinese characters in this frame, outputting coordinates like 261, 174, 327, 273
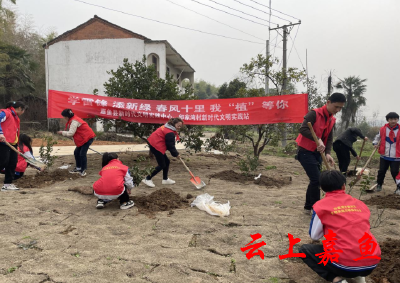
279, 233, 306, 260
315, 229, 343, 266
240, 233, 266, 260
353, 232, 381, 261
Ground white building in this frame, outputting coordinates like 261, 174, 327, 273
44, 15, 195, 106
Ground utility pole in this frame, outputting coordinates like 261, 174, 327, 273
265, 40, 270, 95
269, 21, 301, 147
328, 71, 332, 96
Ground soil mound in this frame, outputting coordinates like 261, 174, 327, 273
371, 238, 400, 283
209, 170, 291, 187
14, 169, 81, 188
132, 188, 189, 218
364, 195, 400, 210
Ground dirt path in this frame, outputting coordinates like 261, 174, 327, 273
0, 151, 398, 283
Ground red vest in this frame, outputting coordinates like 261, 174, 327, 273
313, 190, 381, 267
1, 107, 20, 144
15, 145, 29, 173
147, 125, 179, 154
93, 159, 128, 196
65, 116, 96, 147
378, 123, 400, 157
296, 106, 336, 151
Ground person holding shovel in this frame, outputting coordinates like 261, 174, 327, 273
295, 93, 346, 215
142, 117, 183, 188
372, 112, 400, 193
0, 101, 28, 191
333, 128, 368, 177
57, 109, 96, 177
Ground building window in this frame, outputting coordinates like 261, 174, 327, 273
147, 53, 160, 78
167, 67, 170, 75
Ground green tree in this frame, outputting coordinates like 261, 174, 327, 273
193, 79, 218, 99
97, 57, 204, 151
335, 76, 367, 130
217, 78, 246, 99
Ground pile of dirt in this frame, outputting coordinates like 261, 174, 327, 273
32, 138, 136, 147
364, 195, 400, 210
209, 170, 291, 187
370, 238, 400, 283
196, 153, 239, 160
14, 170, 81, 188
132, 188, 189, 218
68, 186, 93, 195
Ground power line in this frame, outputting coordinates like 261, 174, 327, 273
248, 0, 301, 21
206, 0, 275, 25
189, 0, 269, 27
165, 0, 265, 41
232, 0, 291, 23
288, 28, 306, 70
70, 0, 264, 45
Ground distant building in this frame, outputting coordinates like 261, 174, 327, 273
44, 15, 195, 102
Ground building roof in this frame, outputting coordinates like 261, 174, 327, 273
43, 15, 149, 48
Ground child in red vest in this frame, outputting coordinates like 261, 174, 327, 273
0, 101, 28, 191
93, 152, 135, 210
372, 112, 400, 193
299, 170, 380, 283
1, 134, 41, 179
57, 109, 96, 177
142, 117, 183, 188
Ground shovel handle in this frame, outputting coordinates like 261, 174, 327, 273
307, 122, 331, 170
353, 139, 366, 170
3, 141, 46, 169
351, 141, 380, 186
179, 156, 196, 179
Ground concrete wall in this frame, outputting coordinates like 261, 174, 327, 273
45, 38, 145, 97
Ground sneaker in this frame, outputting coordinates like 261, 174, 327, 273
69, 167, 81, 174
142, 179, 155, 188
80, 170, 87, 177
395, 188, 400, 196
1, 184, 20, 191
162, 178, 176, 185
120, 200, 134, 210
376, 184, 382, 192
353, 276, 366, 283
96, 200, 105, 209
303, 208, 312, 215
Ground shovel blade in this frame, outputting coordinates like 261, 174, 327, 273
190, 177, 206, 189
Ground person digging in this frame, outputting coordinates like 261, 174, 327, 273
333, 128, 368, 177
295, 93, 346, 215
142, 118, 183, 188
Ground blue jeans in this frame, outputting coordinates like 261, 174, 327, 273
297, 149, 322, 210
74, 138, 93, 172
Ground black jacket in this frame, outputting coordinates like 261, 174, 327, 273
334, 128, 365, 156
165, 132, 179, 157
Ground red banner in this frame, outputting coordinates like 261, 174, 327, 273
48, 90, 308, 125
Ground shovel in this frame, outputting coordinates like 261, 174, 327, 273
347, 139, 366, 176
66, 137, 103, 155
348, 141, 380, 192
4, 141, 47, 170
179, 156, 206, 189
307, 122, 332, 170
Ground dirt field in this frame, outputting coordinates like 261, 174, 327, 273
1, 150, 399, 283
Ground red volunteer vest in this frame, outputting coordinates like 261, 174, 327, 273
93, 159, 128, 196
313, 190, 381, 267
296, 105, 336, 151
378, 123, 400, 157
15, 145, 29, 173
147, 125, 179, 154
1, 107, 20, 144
65, 116, 96, 147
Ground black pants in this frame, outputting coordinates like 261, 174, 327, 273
74, 138, 93, 172
0, 143, 18, 184
118, 188, 130, 204
377, 158, 400, 186
298, 150, 322, 210
299, 244, 373, 281
147, 145, 170, 180
333, 141, 351, 173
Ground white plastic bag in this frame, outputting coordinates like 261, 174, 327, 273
190, 193, 230, 217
